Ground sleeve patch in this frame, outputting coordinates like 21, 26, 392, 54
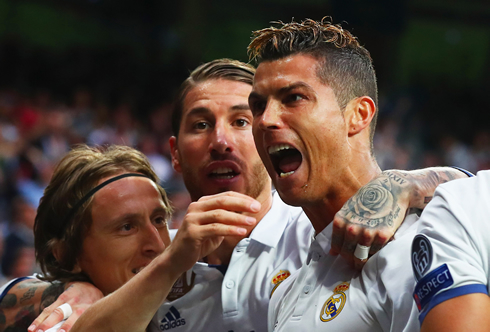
413, 264, 453, 311
412, 234, 433, 281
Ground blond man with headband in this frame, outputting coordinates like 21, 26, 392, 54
0, 145, 255, 331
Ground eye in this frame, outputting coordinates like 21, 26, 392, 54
285, 94, 304, 103
153, 216, 167, 228
193, 121, 210, 130
121, 223, 134, 232
233, 118, 249, 128
249, 99, 266, 116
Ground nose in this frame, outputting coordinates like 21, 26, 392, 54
257, 101, 283, 131
141, 223, 166, 258
209, 121, 233, 154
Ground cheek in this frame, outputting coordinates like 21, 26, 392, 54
179, 139, 206, 165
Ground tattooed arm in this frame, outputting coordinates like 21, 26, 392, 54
330, 167, 469, 269
0, 279, 64, 332
0, 279, 102, 332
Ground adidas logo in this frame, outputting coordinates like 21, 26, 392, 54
159, 306, 186, 330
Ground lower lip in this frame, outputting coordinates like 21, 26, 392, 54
207, 174, 240, 185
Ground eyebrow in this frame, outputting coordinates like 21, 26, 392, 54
185, 104, 250, 118
278, 82, 314, 94
250, 81, 314, 100
105, 206, 169, 230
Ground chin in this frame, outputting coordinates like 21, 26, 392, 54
274, 187, 304, 207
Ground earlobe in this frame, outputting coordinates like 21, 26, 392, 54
347, 96, 376, 136
169, 136, 182, 173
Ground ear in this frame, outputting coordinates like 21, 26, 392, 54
345, 96, 376, 136
169, 136, 182, 173
53, 240, 82, 273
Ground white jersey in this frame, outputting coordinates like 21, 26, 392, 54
411, 171, 490, 324
269, 213, 420, 332
150, 191, 314, 332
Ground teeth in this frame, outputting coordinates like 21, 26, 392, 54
215, 174, 234, 179
211, 167, 233, 174
280, 171, 295, 178
268, 144, 294, 155
132, 267, 144, 274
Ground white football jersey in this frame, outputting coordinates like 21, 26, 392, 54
269, 214, 420, 332
150, 191, 314, 332
412, 171, 490, 324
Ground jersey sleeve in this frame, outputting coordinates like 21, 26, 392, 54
412, 186, 489, 324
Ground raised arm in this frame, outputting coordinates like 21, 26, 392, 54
330, 167, 469, 268
71, 191, 260, 332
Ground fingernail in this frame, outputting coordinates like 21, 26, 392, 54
36, 329, 43, 332
27, 325, 35, 332
237, 227, 247, 235
245, 217, 256, 225
250, 201, 261, 211
59, 329, 66, 332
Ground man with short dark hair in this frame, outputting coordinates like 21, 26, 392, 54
247, 18, 470, 331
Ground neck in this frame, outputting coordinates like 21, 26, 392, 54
304, 158, 382, 234
205, 188, 273, 265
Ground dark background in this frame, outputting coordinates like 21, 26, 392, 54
0, 0, 489, 280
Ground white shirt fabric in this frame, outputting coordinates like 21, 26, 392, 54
411, 171, 490, 324
150, 191, 314, 332
269, 213, 420, 332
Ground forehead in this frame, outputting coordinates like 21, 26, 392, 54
91, 176, 163, 220
182, 79, 252, 118
253, 54, 322, 92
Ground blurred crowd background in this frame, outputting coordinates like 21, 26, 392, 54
0, 0, 489, 283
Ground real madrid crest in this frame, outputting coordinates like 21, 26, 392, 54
270, 270, 291, 297
320, 282, 349, 322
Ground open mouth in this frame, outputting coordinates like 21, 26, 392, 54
132, 266, 145, 274
209, 167, 239, 179
268, 144, 302, 178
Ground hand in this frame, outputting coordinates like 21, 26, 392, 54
330, 171, 411, 270
28, 282, 103, 332
166, 191, 260, 274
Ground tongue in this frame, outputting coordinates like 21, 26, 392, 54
278, 154, 302, 173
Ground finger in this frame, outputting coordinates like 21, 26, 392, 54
340, 225, 362, 265
192, 194, 261, 214
196, 191, 253, 201
186, 209, 257, 227
329, 217, 347, 255
28, 301, 63, 332
192, 223, 249, 238
352, 229, 375, 270
33, 304, 67, 332
369, 230, 393, 256
354, 258, 368, 271
57, 306, 86, 332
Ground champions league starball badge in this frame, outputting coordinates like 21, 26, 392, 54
411, 234, 433, 281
